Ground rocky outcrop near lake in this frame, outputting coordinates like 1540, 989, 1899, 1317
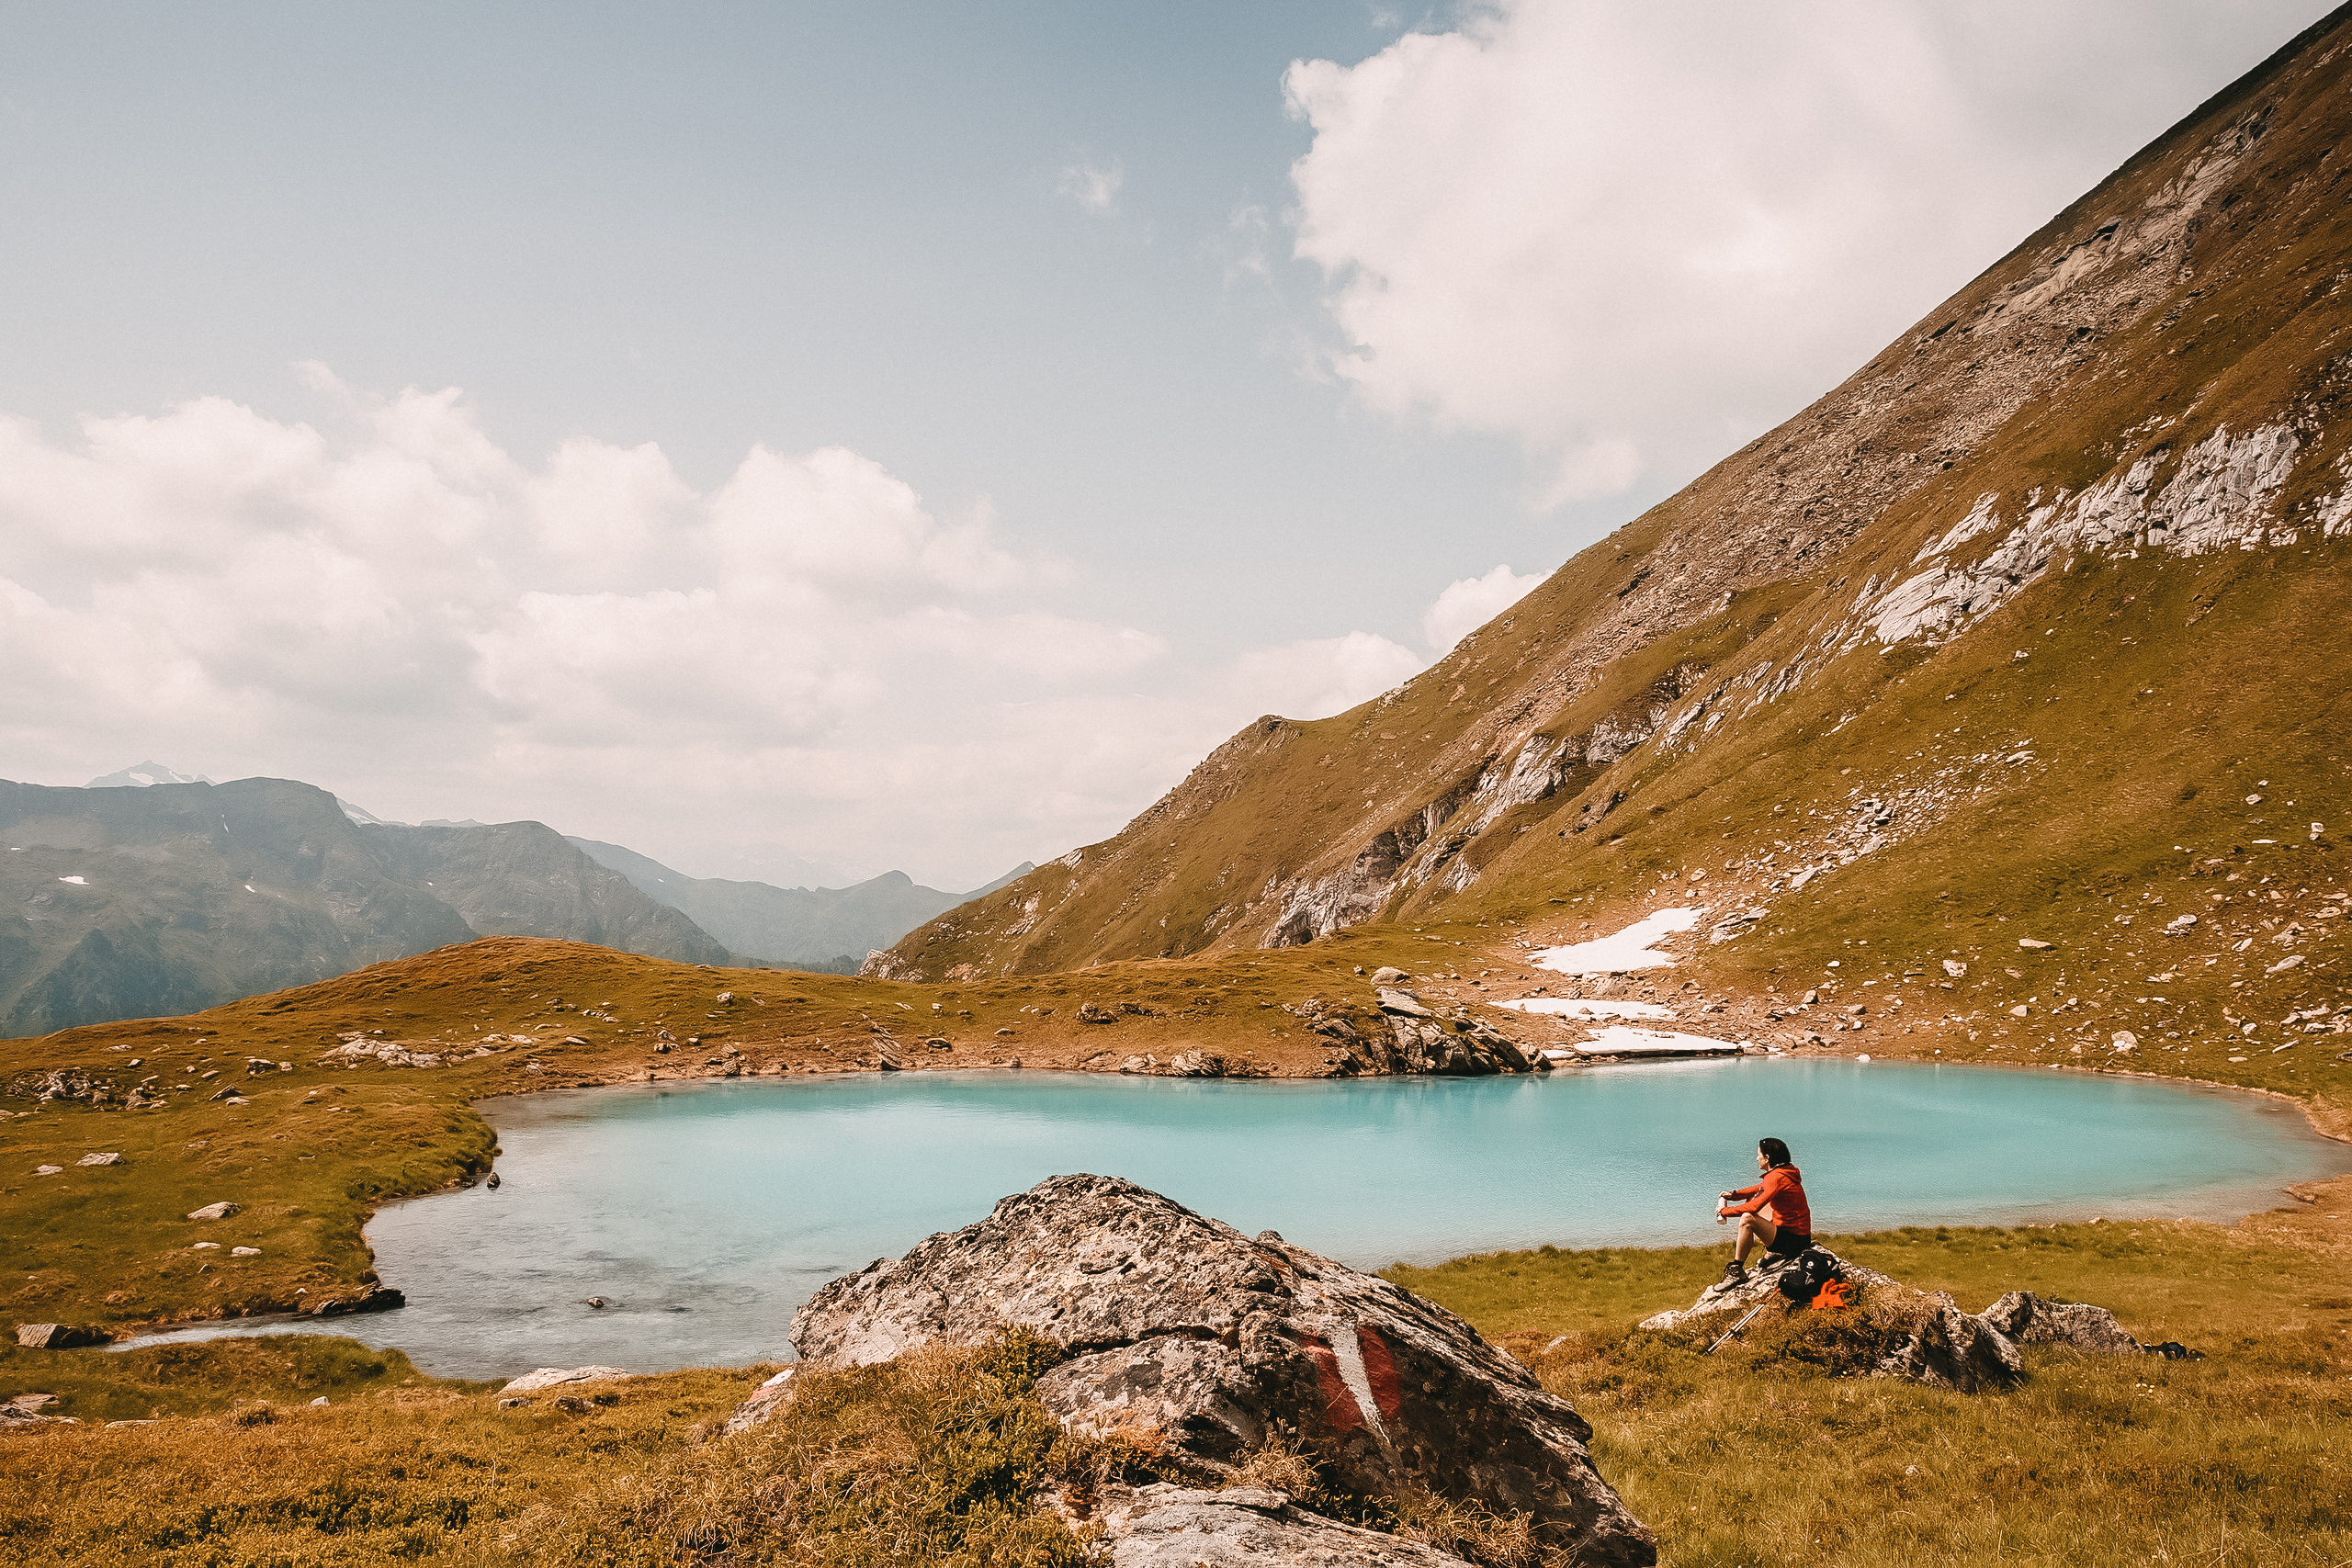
771, 1174, 1657, 1565
1639, 1247, 2154, 1392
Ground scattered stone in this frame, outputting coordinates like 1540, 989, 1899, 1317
187, 1202, 240, 1221
2018, 939, 2054, 951
722, 1367, 798, 1435
15, 1323, 109, 1349
562, 1035, 590, 1047
780, 1175, 1654, 1564
2, 1393, 57, 1416
498, 1396, 531, 1410
2267, 955, 2306, 975
1168, 1050, 1228, 1077
1941, 961, 1967, 978
995, 1028, 1015, 1037
33, 1166, 62, 1176
499, 1365, 630, 1395
1369, 966, 1409, 985
924, 1037, 954, 1051
192, 1242, 220, 1251
75, 1152, 122, 1168
2163, 915, 2199, 935
1374, 987, 1433, 1018
551, 1394, 592, 1415
309, 1396, 329, 1407
583, 1296, 608, 1309
1092, 1483, 1474, 1565
1077, 1002, 1116, 1024
231, 1247, 261, 1258
2110, 1032, 2138, 1052
103, 1419, 153, 1428
303, 1287, 405, 1318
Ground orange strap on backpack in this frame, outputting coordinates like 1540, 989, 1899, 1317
1810, 1280, 1852, 1312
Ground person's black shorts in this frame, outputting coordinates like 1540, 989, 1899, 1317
1764, 1227, 1813, 1259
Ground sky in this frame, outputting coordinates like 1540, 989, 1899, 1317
0, 0, 2330, 890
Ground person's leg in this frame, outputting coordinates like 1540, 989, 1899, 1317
1735, 1213, 1779, 1265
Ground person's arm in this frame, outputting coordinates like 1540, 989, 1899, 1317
1718, 1179, 1765, 1215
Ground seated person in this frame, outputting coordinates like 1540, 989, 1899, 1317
1717, 1136, 1812, 1281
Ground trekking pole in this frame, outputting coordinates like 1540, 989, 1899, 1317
1704, 1300, 1770, 1356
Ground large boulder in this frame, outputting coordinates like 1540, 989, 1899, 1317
1976, 1291, 2142, 1355
786, 1175, 1654, 1566
1092, 1484, 1472, 1565
14, 1323, 110, 1349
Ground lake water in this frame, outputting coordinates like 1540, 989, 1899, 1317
127, 1061, 2349, 1380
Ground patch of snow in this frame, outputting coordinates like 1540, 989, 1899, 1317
243, 884, 257, 893
1530, 908, 1702, 975
1499, 998, 1675, 1021
57, 875, 86, 886
1576, 1027, 1745, 1057
85, 761, 215, 788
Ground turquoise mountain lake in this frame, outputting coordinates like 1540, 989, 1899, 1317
130, 1060, 2348, 1379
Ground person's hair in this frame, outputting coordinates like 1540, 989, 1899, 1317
1758, 1136, 1793, 1168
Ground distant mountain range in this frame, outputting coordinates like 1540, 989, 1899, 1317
0, 768, 1023, 1034
565, 837, 1029, 972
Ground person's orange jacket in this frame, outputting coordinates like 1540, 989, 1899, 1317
1720, 1165, 1811, 1235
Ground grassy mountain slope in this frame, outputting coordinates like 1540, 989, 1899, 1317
0, 778, 475, 1037
566, 838, 1032, 968
359, 822, 728, 965
873, 6, 2352, 1011
0, 780, 732, 1034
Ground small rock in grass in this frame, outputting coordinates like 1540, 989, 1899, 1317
33, 1166, 62, 1176
231, 1247, 261, 1258
499, 1366, 629, 1395
1371, 966, 1409, 985
2018, 939, 2053, 951
75, 1152, 122, 1167
187, 1201, 240, 1221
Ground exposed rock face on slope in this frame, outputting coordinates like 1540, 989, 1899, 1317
875, 6, 2352, 986
785, 1174, 1656, 1566
0, 777, 730, 1033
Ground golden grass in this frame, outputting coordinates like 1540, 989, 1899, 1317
1396, 1175, 2352, 1567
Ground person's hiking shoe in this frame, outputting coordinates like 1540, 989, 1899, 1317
1719, 1259, 1746, 1283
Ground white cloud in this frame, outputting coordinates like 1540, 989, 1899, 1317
1421, 563, 1544, 653
1057, 156, 1125, 215
0, 377, 1478, 888
1285, 0, 2326, 505
1225, 630, 1423, 723
0, 378, 1181, 886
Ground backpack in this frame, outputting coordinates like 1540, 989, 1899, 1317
1777, 1247, 1844, 1306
